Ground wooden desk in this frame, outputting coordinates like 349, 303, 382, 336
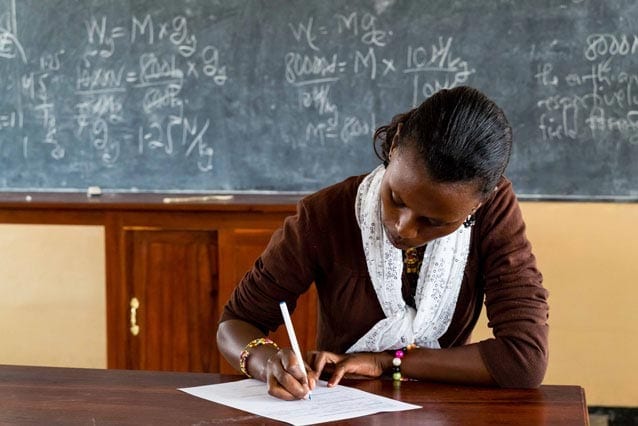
0, 365, 588, 425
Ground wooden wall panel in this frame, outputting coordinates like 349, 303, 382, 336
0, 194, 307, 374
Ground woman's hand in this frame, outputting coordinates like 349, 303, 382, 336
265, 348, 317, 400
308, 351, 393, 387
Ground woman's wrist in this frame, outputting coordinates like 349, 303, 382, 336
240, 337, 280, 380
389, 344, 419, 381
377, 351, 396, 375
252, 344, 282, 380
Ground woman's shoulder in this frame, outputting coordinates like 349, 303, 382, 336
492, 176, 516, 200
301, 174, 368, 210
473, 176, 527, 240
289, 173, 369, 238
480, 176, 519, 215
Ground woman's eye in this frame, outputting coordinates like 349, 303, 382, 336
391, 192, 403, 206
421, 217, 445, 227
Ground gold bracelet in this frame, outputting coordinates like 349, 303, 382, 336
239, 337, 280, 378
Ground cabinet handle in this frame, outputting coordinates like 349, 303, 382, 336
130, 297, 140, 336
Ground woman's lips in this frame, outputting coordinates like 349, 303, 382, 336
385, 229, 409, 250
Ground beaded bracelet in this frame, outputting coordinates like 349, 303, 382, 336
391, 343, 418, 382
239, 337, 280, 378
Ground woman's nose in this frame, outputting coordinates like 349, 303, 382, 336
396, 211, 418, 239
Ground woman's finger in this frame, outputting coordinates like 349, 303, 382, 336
272, 350, 311, 399
304, 362, 318, 390
327, 361, 350, 387
308, 351, 328, 377
266, 372, 297, 401
308, 351, 341, 379
280, 349, 311, 385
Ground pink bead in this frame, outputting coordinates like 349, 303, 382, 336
395, 350, 404, 358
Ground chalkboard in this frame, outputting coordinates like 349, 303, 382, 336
0, 0, 637, 199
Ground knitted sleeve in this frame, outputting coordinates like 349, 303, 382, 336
475, 180, 549, 388
219, 197, 317, 334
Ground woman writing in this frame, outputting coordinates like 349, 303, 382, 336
217, 86, 549, 400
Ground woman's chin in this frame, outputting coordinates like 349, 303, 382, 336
387, 235, 410, 250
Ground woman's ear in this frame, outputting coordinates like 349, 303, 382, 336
390, 123, 403, 151
388, 123, 404, 164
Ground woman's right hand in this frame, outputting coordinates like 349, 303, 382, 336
265, 348, 317, 400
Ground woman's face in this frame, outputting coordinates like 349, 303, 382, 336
380, 143, 483, 250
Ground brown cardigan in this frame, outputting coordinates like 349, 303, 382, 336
221, 174, 549, 388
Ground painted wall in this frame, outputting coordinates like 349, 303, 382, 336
0, 202, 636, 406
0, 225, 106, 369
473, 202, 638, 407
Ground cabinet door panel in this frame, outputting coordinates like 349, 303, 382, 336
124, 228, 219, 372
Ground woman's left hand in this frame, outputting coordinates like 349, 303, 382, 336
307, 350, 393, 387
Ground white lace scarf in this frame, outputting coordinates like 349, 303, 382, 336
347, 165, 472, 353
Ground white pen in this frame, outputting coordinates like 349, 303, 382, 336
279, 301, 312, 400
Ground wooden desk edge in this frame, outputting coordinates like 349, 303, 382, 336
0, 364, 589, 425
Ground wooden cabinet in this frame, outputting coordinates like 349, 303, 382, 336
0, 193, 316, 374
123, 228, 219, 372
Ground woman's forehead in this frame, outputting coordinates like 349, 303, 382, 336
384, 148, 481, 219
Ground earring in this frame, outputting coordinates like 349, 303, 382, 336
463, 214, 476, 228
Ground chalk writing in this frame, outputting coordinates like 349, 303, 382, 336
584, 33, 638, 61
289, 17, 321, 51
335, 12, 390, 47
0, 0, 636, 197
0, 6, 227, 173
0, 25, 26, 62
404, 38, 475, 104
285, 52, 339, 85
536, 33, 638, 145
284, 9, 475, 148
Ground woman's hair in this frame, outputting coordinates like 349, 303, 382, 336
373, 86, 512, 196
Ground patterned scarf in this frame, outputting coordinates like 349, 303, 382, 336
347, 165, 472, 352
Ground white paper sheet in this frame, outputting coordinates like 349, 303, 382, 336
179, 379, 421, 425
